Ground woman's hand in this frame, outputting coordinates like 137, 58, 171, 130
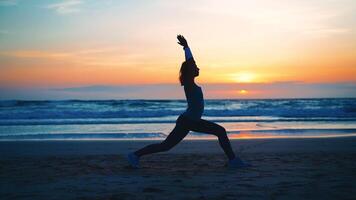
177, 34, 188, 48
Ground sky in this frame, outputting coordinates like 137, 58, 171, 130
0, 0, 355, 99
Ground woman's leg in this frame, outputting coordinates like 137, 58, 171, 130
182, 117, 236, 160
134, 123, 189, 157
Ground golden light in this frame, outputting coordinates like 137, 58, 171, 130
231, 72, 256, 83
239, 89, 248, 95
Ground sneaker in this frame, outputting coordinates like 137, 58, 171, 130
127, 152, 140, 169
228, 157, 251, 168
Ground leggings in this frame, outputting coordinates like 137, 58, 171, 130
134, 114, 236, 160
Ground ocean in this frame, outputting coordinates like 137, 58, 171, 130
0, 98, 355, 140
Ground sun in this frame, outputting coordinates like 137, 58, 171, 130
239, 89, 248, 95
232, 72, 256, 83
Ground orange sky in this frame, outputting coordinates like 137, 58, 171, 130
0, 0, 356, 99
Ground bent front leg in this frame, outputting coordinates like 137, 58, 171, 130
185, 118, 236, 160
134, 125, 189, 157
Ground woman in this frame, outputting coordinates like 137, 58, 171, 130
127, 35, 250, 168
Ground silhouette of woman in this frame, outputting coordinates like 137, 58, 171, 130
127, 35, 250, 168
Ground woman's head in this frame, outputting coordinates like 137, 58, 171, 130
179, 59, 200, 86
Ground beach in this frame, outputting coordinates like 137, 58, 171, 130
1, 137, 356, 199
1, 0, 356, 198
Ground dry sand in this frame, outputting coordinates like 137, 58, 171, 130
1, 137, 356, 200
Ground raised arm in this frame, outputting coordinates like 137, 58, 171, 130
177, 34, 194, 61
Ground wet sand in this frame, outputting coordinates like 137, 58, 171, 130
1, 137, 356, 199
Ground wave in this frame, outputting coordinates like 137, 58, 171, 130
1, 99, 356, 120
0, 117, 356, 126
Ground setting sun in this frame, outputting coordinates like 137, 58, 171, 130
239, 89, 248, 95
0, 0, 355, 99
230, 72, 257, 83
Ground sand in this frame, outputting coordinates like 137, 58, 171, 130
1, 137, 356, 200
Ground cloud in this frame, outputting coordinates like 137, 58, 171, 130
189, 0, 351, 38
1, 82, 355, 100
45, 82, 356, 99
302, 28, 350, 36
0, 0, 17, 6
46, 0, 83, 14
0, 47, 156, 66
0, 50, 69, 58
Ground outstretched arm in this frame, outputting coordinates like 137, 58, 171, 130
177, 35, 194, 61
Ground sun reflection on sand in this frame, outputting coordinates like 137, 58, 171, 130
229, 132, 274, 139
227, 132, 356, 140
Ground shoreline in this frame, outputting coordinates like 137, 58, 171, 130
1, 132, 356, 142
